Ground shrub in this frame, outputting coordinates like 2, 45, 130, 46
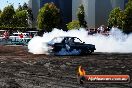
67, 20, 80, 30
37, 2, 61, 32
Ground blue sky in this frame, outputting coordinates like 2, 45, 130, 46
0, 0, 29, 10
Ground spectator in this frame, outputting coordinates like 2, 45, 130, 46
19, 33, 23, 38
3, 31, 9, 39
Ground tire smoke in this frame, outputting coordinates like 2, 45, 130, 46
28, 27, 132, 54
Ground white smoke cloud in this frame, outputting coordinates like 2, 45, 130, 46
28, 36, 48, 54
28, 27, 132, 54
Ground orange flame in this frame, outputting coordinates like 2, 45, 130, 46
78, 66, 86, 76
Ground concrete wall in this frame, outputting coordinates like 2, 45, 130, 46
58, 0, 72, 26
110, 0, 125, 10
95, 0, 125, 28
72, 0, 81, 20
72, 0, 126, 28
28, 0, 40, 28
72, 0, 96, 28
95, 0, 112, 28
82, 0, 96, 28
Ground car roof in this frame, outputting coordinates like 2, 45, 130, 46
0, 30, 6, 32
13, 33, 29, 34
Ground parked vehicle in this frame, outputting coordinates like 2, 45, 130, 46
26, 31, 38, 38
47, 36, 96, 55
9, 32, 31, 45
0, 30, 8, 44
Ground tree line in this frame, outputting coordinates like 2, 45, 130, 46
0, 0, 132, 33
0, 3, 33, 28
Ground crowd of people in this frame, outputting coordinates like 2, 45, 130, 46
2, 31, 38, 40
88, 25, 110, 36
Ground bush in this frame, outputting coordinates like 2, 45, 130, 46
67, 20, 80, 30
108, 7, 125, 29
108, 0, 132, 33
1, 5, 15, 27
37, 2, 61, 32
14, 10, 28, 27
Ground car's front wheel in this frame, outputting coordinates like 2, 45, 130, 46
80, 49, 94, 55
88, 50, 93, 54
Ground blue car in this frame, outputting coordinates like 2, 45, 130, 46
47, 36, 96, 55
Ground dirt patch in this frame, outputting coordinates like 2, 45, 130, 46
0, 45, 131, 88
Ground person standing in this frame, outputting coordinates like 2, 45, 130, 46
3, 31, 9, 39
19, 33, 23, 39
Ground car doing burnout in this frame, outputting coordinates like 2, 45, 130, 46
47, 36, 96, 55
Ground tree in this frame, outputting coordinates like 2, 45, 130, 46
67, 20, 80, 30
108, 0, 132, 33
14, 10, 28, 27
22, 3, 28, 10
108, 7, 125, 29
77, 4, 87, 28
1, 5, 15, 27
37, 2, 61, 32
16, 3, 33, 28
124, 0, 132, 32
16, 5, 23, 12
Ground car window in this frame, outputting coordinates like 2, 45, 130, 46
51, 37, 64, 43
13, 34, 19, 36
74, 38, 82, 43
24, 33, 29, 36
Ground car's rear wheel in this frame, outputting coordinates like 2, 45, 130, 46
80, 49, 87, 55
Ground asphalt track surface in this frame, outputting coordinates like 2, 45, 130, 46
0, 45, 131, 88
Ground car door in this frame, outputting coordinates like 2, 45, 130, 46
53, 37, 65, 52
